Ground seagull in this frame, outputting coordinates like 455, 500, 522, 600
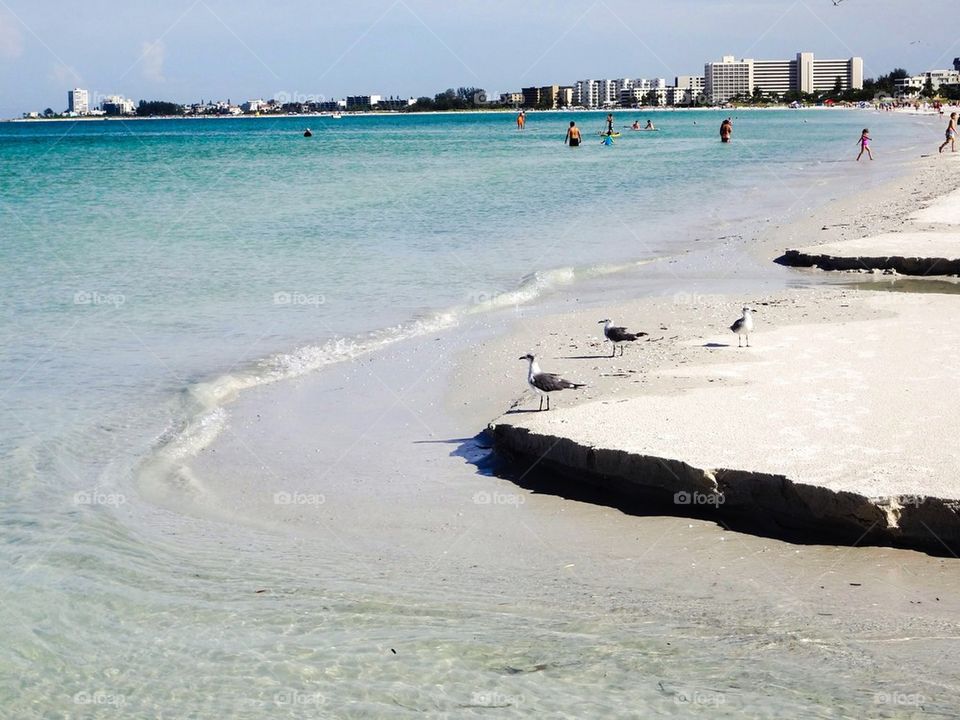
519, 354, 585, 411
598, 319, 649, 356
730, 307, 756, 348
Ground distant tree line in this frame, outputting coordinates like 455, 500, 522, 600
406, 87, 511, 112
136, 100, 183, 116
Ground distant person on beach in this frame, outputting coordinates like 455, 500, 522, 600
606, 113, 614, 134
565, 121, 582, 147
517, 110, 525, 130
720, 118, 732, 143
940, 113, 957, 154
857, 128, 873, 161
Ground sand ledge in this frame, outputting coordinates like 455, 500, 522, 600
488, 421, 960, 551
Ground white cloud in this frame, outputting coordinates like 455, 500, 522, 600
141, 40, 165, 82
0, 12, 24, 59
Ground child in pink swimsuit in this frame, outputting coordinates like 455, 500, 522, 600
857, 128, 873, 161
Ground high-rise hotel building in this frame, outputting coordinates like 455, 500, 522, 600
704, 52, 864, 104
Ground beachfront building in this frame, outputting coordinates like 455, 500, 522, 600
500, 92, 523, 106
521, 86, 540, 108
705, 52, 864, 103
346, 95, 382, 109
574, 80, 600, 108
539, 85, 559, 109
704, 56, 753, 104
557, 86, 574, 108
673, 75, 705, 106
67, 88, 89, 115
377, 96, 417, 110
100, 95, 135, 116
241, 99, 265, 113
894, 69, 960, 96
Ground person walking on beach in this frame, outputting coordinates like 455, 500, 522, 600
940, 113, 957, 154
565, 121, 582, 147
720, 118, 732, 143
857, 128, 873, 161
517, 110, 526, 130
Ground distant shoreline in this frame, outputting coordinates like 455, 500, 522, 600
1, 105, 880, 124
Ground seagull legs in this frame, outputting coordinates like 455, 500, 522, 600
610, 344, 616, 358
546, 395, 551, 411
538, 395, 544, 411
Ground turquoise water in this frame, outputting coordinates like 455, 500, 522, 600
0, 110, 938, 717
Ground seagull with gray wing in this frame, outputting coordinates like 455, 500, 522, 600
730, 307, 756, 348
519, 354, 585, 411
599, 318, 649, 356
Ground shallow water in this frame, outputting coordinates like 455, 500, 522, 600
1, 109, 953, 717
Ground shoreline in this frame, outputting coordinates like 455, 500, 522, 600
6, 103, 953, 124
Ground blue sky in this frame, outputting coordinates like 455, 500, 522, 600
0, 0, 956, 116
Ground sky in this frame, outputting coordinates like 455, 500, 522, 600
0, 0, 957, 116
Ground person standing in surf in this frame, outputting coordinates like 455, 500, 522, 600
517, 110, 526, 130
720, 118, 732, 143
606, 113, 614, 134
857, 128, 873, 161
565, 121, 582, 147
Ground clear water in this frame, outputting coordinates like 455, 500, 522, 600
0, 110, 941, 717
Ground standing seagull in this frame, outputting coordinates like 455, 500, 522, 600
519, 354, 585, 411
730, 307, 756, 348
598, 319, 649, 357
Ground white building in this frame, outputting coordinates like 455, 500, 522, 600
575, 79, 600, 108
100, 95, 135, 115
674, 75, 705, 106
67, 88, 89, 115
894, 69, 960, 95
705, 52, 864, 104
704, 56, 753, 104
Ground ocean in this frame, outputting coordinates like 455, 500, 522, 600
0, 109, 941, 717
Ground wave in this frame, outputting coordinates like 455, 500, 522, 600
135, 257, 658, 501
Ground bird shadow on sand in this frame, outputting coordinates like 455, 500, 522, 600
560, 354, 613, 360
703, 342, 731, 348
